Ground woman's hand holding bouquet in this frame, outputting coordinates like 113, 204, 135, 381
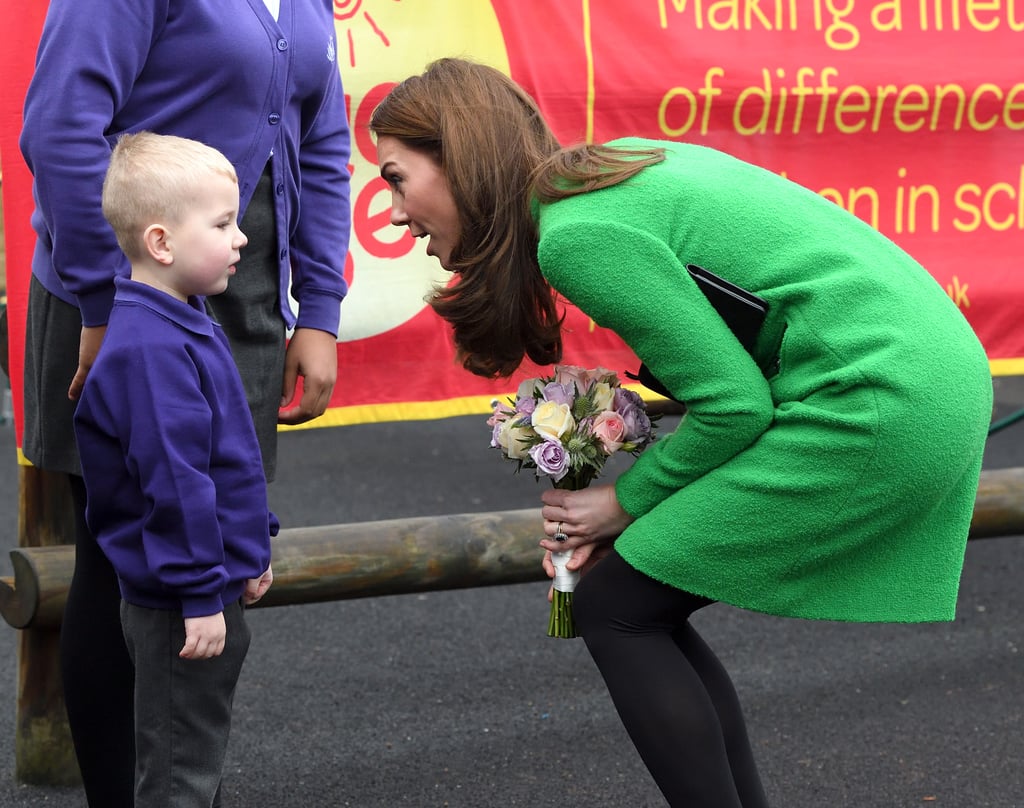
488, 365, 657, 637
539, 482, 634, 582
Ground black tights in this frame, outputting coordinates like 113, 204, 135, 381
61, 475, 135, 807
574, 551, 769, 808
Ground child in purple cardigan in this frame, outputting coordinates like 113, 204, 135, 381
74, 132, 275, 807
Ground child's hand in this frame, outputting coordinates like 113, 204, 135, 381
180, 612, 226, 659
244, 565, 274, 605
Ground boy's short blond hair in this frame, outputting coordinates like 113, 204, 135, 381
102, 132, 239, 260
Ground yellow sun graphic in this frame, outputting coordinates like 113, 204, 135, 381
333, 0, 392, 68
332, 1, 512, 342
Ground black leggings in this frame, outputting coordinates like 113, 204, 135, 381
574, 551, 769, 808
61, 475, 135, 807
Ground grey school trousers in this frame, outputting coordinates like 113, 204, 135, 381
121, 600, 251, 808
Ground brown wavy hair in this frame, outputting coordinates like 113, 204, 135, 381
370, 58, 664, 378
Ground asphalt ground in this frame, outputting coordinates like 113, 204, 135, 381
0, 377, 1021, 807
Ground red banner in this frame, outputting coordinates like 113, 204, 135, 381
3, 1, 1022, 450
0, 0, 47, 452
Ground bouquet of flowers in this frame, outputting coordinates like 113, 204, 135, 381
488, 365, 657, 638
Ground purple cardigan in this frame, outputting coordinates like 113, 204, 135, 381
74, 279, 276, 618
20, 0, 350, 334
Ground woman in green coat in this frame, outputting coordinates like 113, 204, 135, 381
371, 58, 993, 808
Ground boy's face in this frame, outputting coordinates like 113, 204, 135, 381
164, 173, 247, 299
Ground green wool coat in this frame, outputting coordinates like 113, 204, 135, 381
534, 138, 993, 623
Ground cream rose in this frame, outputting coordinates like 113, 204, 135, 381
531, 400, 575, 441
497, 415, 535, 460
590, 381, 615, 412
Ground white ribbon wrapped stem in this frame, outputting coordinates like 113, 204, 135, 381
550, 550, 579, 593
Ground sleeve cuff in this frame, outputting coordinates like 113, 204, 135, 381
77, 284, 117, 328
293, 291, 343, 337
180, 594, 226, 619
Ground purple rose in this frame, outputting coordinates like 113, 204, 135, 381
516, 396, 537, 417
614, 387, 645, 410
541, 381, 575, 407
529, 438, 570, 482
614, 389, 650, 438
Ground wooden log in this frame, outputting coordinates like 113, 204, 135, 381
964, 466, 1024, 539
0, 545, 76, 630
14, 467, 79, 786
3, 467, 1024, 632
0, 509, 550, 628
16, 626, 78, 785
257, 509, 546, 608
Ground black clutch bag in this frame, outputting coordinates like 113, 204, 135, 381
626, 264, 769, 402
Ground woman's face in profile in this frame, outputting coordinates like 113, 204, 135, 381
376, 135, 461, 270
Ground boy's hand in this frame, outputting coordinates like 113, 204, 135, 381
180, 612, 226, 659
244, 564, 274, 605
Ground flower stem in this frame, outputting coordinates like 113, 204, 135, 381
547, 589, 577, 639
547, 548, 579, 639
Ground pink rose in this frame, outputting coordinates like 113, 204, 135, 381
589, 367, 619, 386
553, 364, 592, 393
487, 400, 514, 427
592, 411, 627, 454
